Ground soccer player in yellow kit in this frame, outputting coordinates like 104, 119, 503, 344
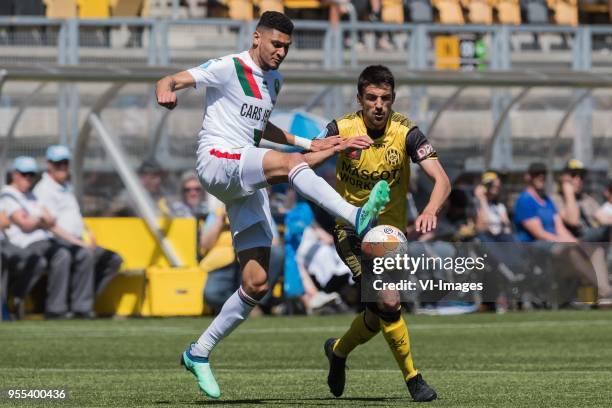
322, 65, 451, 402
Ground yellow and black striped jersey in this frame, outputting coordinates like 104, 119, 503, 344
326, 110, 437, 230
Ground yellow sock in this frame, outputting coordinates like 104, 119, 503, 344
380, 317, 418, 381
333, 311, 379, 358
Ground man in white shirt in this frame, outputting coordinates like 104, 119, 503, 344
156, 11, 390, 399
34, 145, 122, 305
1, 208, 46, 320
0, 156, 73, 319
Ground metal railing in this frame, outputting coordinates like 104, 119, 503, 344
2, 18, 612, 70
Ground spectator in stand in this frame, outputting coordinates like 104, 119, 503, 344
514, 162, 576, 243
1, 208, 46, 320
474, 171, 514, 242
297, 222, 354, 313
594, 180, 612, 227
0, 209, 47, 320
169, 171, 208, 218
34, 145, 122, 301
0, 156, 76, 319
514, 162, 611, 304
108, 158, 171, 216
552, 159, 610, 243
339, 0, 394, 50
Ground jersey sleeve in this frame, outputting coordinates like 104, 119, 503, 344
406, 127, 438, 163
322, 120, 339, 138
187, 57, 232, 89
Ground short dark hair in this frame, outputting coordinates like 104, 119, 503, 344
137, 158, 163, 175
358, 65, 395, 95
257, 11, 294, 36
527, 162, 547, 175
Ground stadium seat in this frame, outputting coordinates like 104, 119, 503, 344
432, 0, 465, 24
110, 0, 144, 16
382, 0, 405, 23
462, 0, 494, 24
283, 0, 325, 10
495, 0, 522, 24
14, 0, 46, 15
523, 0, 550, 23
256, 0, 284, 13
77, 0, 111, 18
547, 0, 578, 25
225, 0, 254, 20
406, 0, 434, 22
0, 0, 14, 15
43, 0, 78, 18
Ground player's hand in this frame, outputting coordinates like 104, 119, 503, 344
414, 211, 437, 234
156, 89, 177, 110
310, 136, 341, 152
334, 136, 373, 153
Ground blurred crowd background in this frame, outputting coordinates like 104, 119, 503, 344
2, 146, 610, 320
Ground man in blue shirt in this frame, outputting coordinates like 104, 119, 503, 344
514, 162, 576, 243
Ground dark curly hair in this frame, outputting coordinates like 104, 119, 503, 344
257, 11, 294, 35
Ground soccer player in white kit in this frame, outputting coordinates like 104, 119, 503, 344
156, 11, 390, 399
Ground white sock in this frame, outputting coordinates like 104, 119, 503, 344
289, 163, 357, 226
190, 287, 257, 358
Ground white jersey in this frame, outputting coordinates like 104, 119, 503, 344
188, 50, 283, 150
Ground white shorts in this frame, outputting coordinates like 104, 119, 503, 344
196, 145, 274, 252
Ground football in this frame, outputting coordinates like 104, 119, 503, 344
361, 225, 409, 259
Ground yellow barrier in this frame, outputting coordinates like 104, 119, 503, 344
84, 217, 198, 270
86, 217, 209, 317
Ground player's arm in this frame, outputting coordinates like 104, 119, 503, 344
406, 127, 451, 234
417, 159, 451, 233
262, 122, 342, 152
156, 71, 196, 110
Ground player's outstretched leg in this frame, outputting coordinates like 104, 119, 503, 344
354, 179, 390, 237
285, 160, 389, 237
181, 344, 221, 399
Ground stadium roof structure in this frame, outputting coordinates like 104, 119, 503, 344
2, 65, 612, 88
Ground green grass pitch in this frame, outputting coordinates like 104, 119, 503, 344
1, 310, 611, 407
